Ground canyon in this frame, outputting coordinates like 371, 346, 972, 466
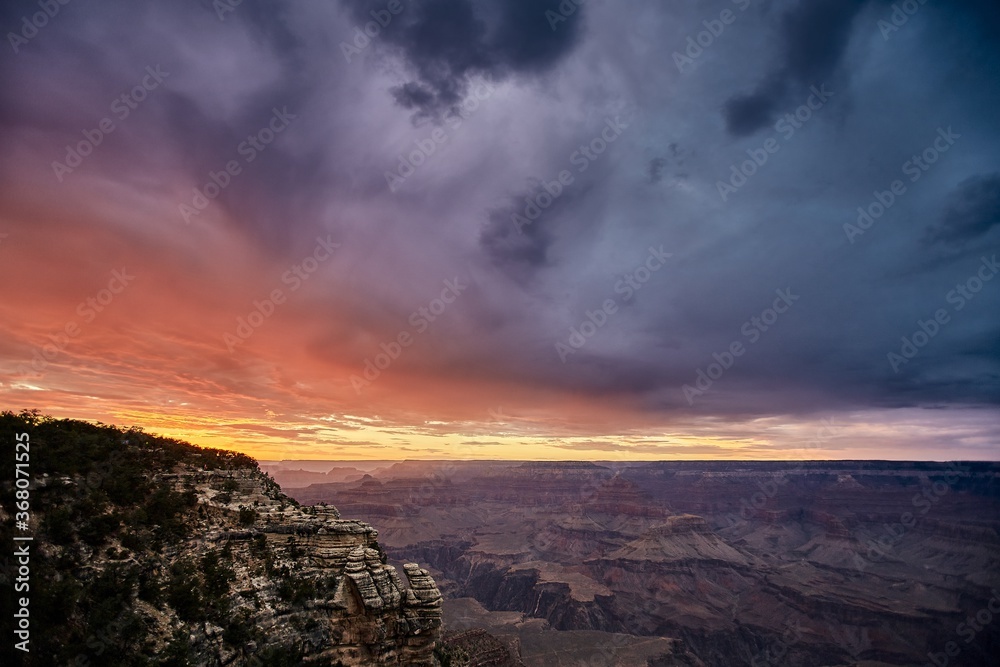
4, 410, 997, 666
272, 460, 1000, 666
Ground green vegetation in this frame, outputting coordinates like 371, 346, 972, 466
0, 410, 262, 666
238, 504, 258, 526
166, 559, 205, 622
276, 573, 317, 604
435, 644, 470, 667
252, 644, 305, 666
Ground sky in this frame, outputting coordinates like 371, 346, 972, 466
1, 0, 998, 461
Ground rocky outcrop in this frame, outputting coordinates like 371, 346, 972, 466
160, 466, 444, 666
0, 413, 446, 666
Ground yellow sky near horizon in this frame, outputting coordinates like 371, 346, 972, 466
6, 397, 997, 462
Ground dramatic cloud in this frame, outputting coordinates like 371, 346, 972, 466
722, 0, 869, 136
341, 0, 584, 119
0, 0, 998, 460
925, 173, 1000, 245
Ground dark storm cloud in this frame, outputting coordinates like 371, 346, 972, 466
647, 143, 689, 185
723, 0, 869, 136
0, 0, 352, 253
925, 173, 1000, 246
477, 145, 623, 286
3, 0, 1000, 436
722, 77, 786, 138
339, 0, 584, 119
722, 0, 1000, 138
647, 157, 667, 184
479, 176, 598, 282
480, 198, 554, 277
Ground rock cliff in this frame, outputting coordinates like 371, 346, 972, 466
0, 412, 443, 666
158, 466, 444, 666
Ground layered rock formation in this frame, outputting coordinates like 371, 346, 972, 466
288, 460, 1000, 667
0, 413, 444, 667
154, 466, 445, 665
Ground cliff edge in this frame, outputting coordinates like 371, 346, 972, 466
0, 411, 442, 666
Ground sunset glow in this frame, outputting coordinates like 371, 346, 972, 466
2, 0, 998, 461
